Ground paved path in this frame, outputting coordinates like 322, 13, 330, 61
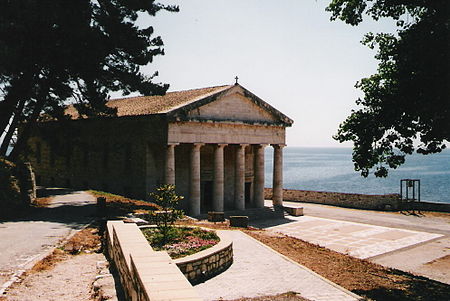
268, 215, 443, 259
0, 190, 96, 293
258, 200, 450, 284
195, 231, 360, 301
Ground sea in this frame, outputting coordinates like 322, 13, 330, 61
265, 147, 450, 204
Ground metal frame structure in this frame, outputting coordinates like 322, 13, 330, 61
400, 179, 421, 213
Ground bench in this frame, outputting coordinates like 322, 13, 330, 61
208, 211, 225, 222
284, 205, 304, 216
229, 216, 249, 228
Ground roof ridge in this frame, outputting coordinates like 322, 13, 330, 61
166, 84, 232, 94
106, 84, 232, 103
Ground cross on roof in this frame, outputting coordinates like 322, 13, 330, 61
235, 76, 239, 85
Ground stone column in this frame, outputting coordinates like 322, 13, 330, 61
189, 143, 203, 216
253, 144, 267, 208
272, 144, 285, 207
234, 144, 247, 211
165, 143, 178, 185
213, 144, 226, 212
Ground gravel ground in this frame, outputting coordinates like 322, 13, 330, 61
3, 252, 103, 301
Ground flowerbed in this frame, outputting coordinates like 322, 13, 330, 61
141, 227, 220, 259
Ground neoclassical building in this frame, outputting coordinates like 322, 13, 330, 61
28, 84, 293, 215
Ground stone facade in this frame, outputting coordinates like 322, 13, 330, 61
27, 84, 293, 215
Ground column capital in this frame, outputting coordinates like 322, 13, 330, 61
216, 143, 227, 148
254, 144, 268, 148
192, 143, 205, 148
237, 143, 249, 148
167, 143, 179, 147
271, 144, 286, 149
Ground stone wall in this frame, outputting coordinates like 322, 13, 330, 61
174, 230, 233, 284
407, 201, 450, 213
27, 115, 167, 199
265, 188, 401, 210
106, 221, 202, 301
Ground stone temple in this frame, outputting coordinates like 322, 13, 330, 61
27, 84, 293, 215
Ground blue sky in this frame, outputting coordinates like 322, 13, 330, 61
140, 0, 397, 147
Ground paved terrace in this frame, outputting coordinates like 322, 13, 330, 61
255, 200, 450, 284
196, 231, 360, 301
267, 215, 443, 259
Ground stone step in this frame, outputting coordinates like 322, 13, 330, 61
196, 206, 286, 221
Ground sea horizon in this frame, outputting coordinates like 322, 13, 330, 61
265, 146, 450, 204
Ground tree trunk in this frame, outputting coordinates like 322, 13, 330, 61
0, 99, 25, 157
8, 87, 49, 162
0, 75, 33, 136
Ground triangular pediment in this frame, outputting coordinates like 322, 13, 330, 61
187, 92, 277, 122
168, 85, 293, 126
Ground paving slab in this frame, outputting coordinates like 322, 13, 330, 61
371, 236, 450, 284
195, 230, 360, 301
268, 216, 443, 259
255, 201, 450, 284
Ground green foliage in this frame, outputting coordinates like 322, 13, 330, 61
327, 0, 450, 177
0, 1, 179, 159
142, 226, 219, 259
0, 157, 21, 207
149, 185, 184, 244
142, 227, 182, 247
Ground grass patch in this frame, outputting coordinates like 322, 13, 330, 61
30, 248, 67, 273
63, 226, 102, 255
142, 227, 219, 259
89, 190, 160, 216
29, 225, 102, 274
32, 197, 52, 207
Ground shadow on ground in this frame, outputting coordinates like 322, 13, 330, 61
36, 187, 75, 197
250, 217, 297, 229
0, 188, 96, 228
354, 270, 450, 301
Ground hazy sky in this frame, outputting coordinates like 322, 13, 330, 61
139, 0, 397, 147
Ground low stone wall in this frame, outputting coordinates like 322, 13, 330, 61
174, 230, 233, 284
409, 201, 450, 213
106, 221, 202, 301
265, 188, 401, 210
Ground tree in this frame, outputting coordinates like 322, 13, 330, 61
0, 0, 178, 160
150, 185, 184, 245
327, 0, 450, 177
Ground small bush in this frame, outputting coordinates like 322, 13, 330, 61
0, 157, 22, 209
149, 185, 184, 245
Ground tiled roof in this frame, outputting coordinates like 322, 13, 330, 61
65, 85, 232, 118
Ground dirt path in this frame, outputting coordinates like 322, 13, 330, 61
3, 253, 103, 301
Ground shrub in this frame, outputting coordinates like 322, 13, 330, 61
149, 185, 184, 245
142, 226, 219, 259
0, 157, 22, 208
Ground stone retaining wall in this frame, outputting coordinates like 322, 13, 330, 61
174, 230, 233, 284
409, 201, 450, 213
106, 221, 202, 301
265, 188, 401, 210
